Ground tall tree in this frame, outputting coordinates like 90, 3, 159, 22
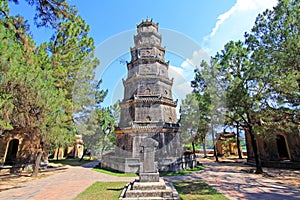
245, 0, 299, 125
0, 1, 73, 175
191, 68, 211, 158
212, 0, 300, 173
192, 60, 227, 162
214, 40, 264, 173
0, 0, 103, 175
179, 93, 202, 157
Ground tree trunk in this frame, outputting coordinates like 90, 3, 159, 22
192, 141, 196, 158
248, 125, 263, 174
32, 151, 43, 176
79, 147, 86, 162
56, 146, 60, 160
202, 138, 207, 158
211, 125, 218, 162
43, 151, 49, 165
100, 146, 106, 160
236, 123, 243, 159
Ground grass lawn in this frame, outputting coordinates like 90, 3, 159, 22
76, 180, 227, 200
93, 168, 138, 177
75, 181, 128, 200
161, 165, 205, 176
48, 158, 93, 167
173, 180, 228, 200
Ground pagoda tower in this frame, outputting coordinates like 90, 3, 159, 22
102, 19, 183, 173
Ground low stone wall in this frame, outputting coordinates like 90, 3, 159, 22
101, 156, 141, 173
101, 154, 196, 173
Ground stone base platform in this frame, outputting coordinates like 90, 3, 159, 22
139, 172, 160, 182
119, 178, 179, 200
100, 154, 187, 173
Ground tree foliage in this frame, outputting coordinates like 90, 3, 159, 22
0, 0, 107, 175
201, 0, 300, 173
9, 0, 76, 28
75, 103, 118, 159
191, 60, 226, 162
179, 93, 202, 155
213, 40, 264, 172
245, 0, 299, 123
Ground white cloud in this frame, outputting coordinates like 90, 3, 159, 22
181, 49, 209, 68
169, 65, 193, 116
178, 49, 210, 82
169, 65, 193, 99
206, 4, 237, 39
206, 0, 278, 40
166, 48, 210, 105
203, 0, 278, 55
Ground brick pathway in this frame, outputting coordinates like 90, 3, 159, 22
165, 158, 300, 200
0, 161, 135, 200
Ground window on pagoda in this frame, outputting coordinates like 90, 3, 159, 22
146, 116, 151, 121
145, 88, 151, 94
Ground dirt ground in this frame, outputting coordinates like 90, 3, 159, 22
200, 157, 300, 189
0, 166, 68, 192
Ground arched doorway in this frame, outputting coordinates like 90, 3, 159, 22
276, 135, 290, 160
5, 139, 19, 165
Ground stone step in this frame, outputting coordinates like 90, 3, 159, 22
125, 189, 173, 198
133, 183, 167, 190
132, 179, 167, 190
120, 197, 175, 200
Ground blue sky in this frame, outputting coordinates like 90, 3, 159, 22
10, 0, 278, 110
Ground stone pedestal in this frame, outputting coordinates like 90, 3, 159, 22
119, 137, 180, 199
139, 172, 160, 182
139, 138, 159, 182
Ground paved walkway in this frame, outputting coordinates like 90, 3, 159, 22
0, 161, 135, 200
165, 159, 300, 200
1, 160, 300, 200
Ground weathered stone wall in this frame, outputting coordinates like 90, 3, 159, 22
0, 138, 8, 164
0, 130, 41, 165
286, 132, 300, 161
113, 128, 183, 173
130, 47, 165, 62
134, 34, 161, 47
135, 104, 161, 122
124, 78, 171, 100
162, 105, 177, 123
246, 129, 300, 167
120, 102, 177, 126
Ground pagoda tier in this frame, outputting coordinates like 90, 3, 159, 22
119, 19, 178, 128
129, 46, 166, 64
120, 95, 177, 106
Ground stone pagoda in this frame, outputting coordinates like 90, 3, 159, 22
101, 19, 183, 173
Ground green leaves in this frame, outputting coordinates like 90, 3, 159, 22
0, 1, 107, 158
246, 0, 300, 110
9, 0, 77, 28
180, 93, 202, 145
